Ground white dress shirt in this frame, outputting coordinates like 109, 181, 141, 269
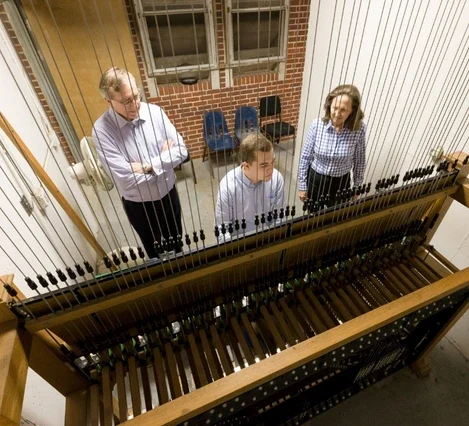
92, 102, 187, 202
216, 166, 285, 238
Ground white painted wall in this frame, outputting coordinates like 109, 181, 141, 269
1, 22, 96, 426
291, 0, 469, 207
0, 23, 99, 299
291, 0, 469, 265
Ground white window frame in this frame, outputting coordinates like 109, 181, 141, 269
225, 0, 290, 81
133, 0, 219, 87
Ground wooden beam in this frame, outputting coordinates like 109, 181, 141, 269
1, 274, 89, 395
421, 243, 459, 273
451, 177, 469, 208
65, 389, 88, 426
122, 266, 469, 426
24, 187, 457, 334
28, 330, 90, 395
0, 112, 107, 259
0, 320, 30, 425
0, 275, 17, 324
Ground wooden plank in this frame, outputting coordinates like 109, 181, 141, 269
101, 366, 113, 426
188, 334, 208, 387
0, 320, 29, 425
164, 343, 182, 399
90, 383, 100, 426
416, 250, 452, 278
352, 281, 379, 309
326, 289, 353, 321
289, 303, 315, 338
115, 361, 128, 422
25, 188, 457, 334
260, 305, 285, 350
152, 347, 169, 405
367, 274, 396, 302
406, 259, 434, 284
196, 338, 213, 382
279, 298, 307, 341
230, 317, 256, 365
356, 275, 388, 306
410, 257, 440, 282
391, 266, 420, 291
381, 269, 409, 295
140, 361, 154, 412
209, 325, 234, 375
336, 287, 362, 317
451, 176, 469, 207
29, 330, 89, 396
421, 243, 459, 273
414, 256, 444, 280
0, 275, 17, 323
128, 356, 142, 416
395, 264, 425, 289
297, 290, 327, 334
305, 288, 338, 328
343, 284, 370, 313
175, 349, 190, 394
270, 301, 297, 346
226, 329, 245, 370
64, 389, 88, 426
121, 266, 469, 426
256, 318, 277, 355
241, 313, 266, 360
1, 275, 89, 397
0, 113, 107, 259
199, 329, 222, 380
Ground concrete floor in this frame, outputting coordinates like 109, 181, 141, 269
89, 140, 298, 260
302, 310, 469, 426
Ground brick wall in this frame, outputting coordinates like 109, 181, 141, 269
0, 4, 75, 163
129, 0, 310, 159
1, 0, 310, 163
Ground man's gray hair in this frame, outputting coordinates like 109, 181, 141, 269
99, 67, 137, 100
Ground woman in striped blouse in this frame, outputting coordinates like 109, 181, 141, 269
298, 84, 366, 208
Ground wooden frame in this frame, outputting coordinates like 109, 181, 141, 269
1, 167, 467, 424
120, 263, 469, 425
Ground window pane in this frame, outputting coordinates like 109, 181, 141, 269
231, 0, 285, 10
146, 13, 208, 69
141, 0, 205, 13
232, 11, 281, 61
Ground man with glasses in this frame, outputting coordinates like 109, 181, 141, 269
216, 133, 284, 241
92, 67, 187, 259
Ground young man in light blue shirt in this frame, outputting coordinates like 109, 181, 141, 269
216, 133, 284, 240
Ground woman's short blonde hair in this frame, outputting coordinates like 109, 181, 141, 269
322, 84, 364, 131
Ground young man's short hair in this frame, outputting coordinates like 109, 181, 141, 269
240, 133, 273, 164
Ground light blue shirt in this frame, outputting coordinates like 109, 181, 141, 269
216, 166, 285, 237
298, 119, 366, 191
92, 102, 187, 202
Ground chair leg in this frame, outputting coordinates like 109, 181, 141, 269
190, 158, 197, 184
203, 146, 207, 162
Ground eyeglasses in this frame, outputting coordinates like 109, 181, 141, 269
110, 89, 141, 107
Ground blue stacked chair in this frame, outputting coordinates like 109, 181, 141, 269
203, 110, 236, 177
234, 106, 258, 144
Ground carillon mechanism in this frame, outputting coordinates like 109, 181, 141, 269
1, 0, 469, 426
